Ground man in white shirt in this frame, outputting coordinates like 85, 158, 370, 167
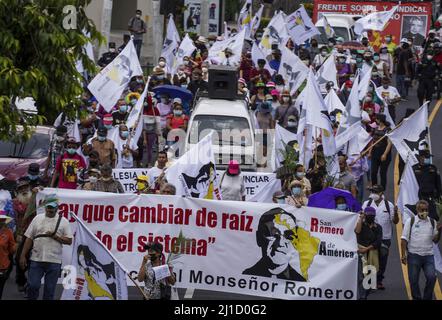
376, 77, 401, 123
401, 200, 442, 300
362, 185, 399, 290
20, 194, 72, 300
148, 151, 169, 193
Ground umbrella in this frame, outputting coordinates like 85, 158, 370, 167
152, 85, 193, 102
307, 187, 362, 213
341, 41, 367, 51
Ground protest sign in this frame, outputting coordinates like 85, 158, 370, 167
37, 188, 358, 300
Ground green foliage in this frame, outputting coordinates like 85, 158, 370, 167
0, 0, 104, 141
225, 0, 242, 22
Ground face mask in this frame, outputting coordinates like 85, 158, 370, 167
365, 216, 375, 224
89, 176, 98, 184
339, 58, 345, 64
283, 97, 290, 103
137, 79, 144, 84
418, 211, 429, 219
120, 131, 129, 139
56, 135, 65, 142
296, 172, 305, 179
351, 54, 356, 59
369, 193, 380, 201
157, 75, 164, 80
104, 124, 113, 130
28, 174, 39, 181
137, 182, 146, 191
386, 37, 391, 43
321, 51, 327, 57
328, 42, 334, 47
109, 48, 116, 53
67, 148, 76, 155
356, 58, 363, 63
365, 97, 372, 102
181, 84, 187, 89
174, 110, 183, 116
292, 187, 302, 196
87, 106, 94, 113
287, 121, 296, 128
159, 61, 166, 67
119, 105, 128, 113
373, 56, 380, 61
202, 67, 208, 73
427, 55, 433, 60
136, 14, 141, 19
381, 49, 388, 54
336, 203, 347, 211
276, 198, 285, 204
98, 136, 106, 142
408, 41, 412, 45
424, 158, 431, 165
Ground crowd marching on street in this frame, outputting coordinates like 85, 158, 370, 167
1, 3, 442, 302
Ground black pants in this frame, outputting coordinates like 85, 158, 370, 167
417, 79, 434, 106
371, 150, 391, 191
387, 105, 396, 123
377, 239, 391, 283
0, 271, 8, 300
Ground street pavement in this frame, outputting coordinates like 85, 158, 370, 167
2, 87, 441, 300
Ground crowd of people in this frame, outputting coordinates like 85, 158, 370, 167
0, 8, 442, 301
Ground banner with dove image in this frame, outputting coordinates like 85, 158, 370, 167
286, 6, 320, 45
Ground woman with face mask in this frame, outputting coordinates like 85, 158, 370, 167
250, 82, 267, 111
379, 45, 393, 77
372, 53, 389, 80
0, 211, 16, 299
275, 90, 299, 130
286, 180, 308, 208
369, 114, 392, 191
81, 168, 101, 191
336, 54, 351, 87
116, 125, 139, 169
312, 48, 329, 70
290, 164, 311, 196
166, 103, 189, 150
255, 101, 275, 161
92, 164, 124, 193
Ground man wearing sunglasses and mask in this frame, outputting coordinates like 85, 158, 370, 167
401, 200, 442, 300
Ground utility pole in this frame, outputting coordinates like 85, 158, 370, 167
200, 0, 209, 37
152, 0, 163, 64
99, 0, 113, 57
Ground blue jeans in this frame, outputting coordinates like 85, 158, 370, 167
407, 253, 436, 300
27, 261, 61, 300
396, 74, 406, 97
133, 40, 142, 58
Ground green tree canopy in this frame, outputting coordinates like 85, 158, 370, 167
0, 0, 103, 140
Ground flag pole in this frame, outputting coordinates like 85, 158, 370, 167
127, 273, 150, 300
314, 127, 318, 168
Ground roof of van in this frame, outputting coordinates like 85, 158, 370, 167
315, 14, 360, 28
193, 98, 250, 118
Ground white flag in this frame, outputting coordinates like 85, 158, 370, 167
161, 16, 181, 74
340, 71, 361, 130
322, 14, 335, 38
61, 213, 128, 300
272, 123, 300, 170
209, 29, 246, 65
335, 121, 362, 150
286, 6, 320, 45
250, 5, 264, 38
279, 46, 309, 95
354, 5, 399, 35
171, 34, 197, 75
387, 103, 429, 166
259, 12, 289, 56
126, 80, 149, 130
165, 133, 222, 200
324, 89, 345, 115
88, 40, 143, 112
358, 66, 373, 101
304, 69, 336, 156
251, 42, 271, 71
397, 159, 420, 223
238, 0, 253, 33
316, 54, 338, 91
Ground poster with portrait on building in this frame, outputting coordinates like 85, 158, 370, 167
184, 0, 220, 35
401, 15, 428, 47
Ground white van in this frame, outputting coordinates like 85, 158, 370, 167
185, 95, 257, 171
314, 14, 359, 44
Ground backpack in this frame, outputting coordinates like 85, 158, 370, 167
408, 215, 436, 244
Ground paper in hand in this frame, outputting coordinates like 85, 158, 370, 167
152, 264, 171, 281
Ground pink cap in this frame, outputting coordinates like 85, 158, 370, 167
266, 81, 275, 88
368, 122, 378, 129
238, 78, 247, 85
227, 160, 240, 175
270, 89, 280, 96
103, 114, 113, 125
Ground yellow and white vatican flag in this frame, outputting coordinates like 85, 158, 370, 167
238, 0, 253, 34
171, 34, 197, 75
259, 12, 289, 56
323, 14, 335, 38
165, 132, 222, 200
61, 213, 129, 300
88, 39, 143, 112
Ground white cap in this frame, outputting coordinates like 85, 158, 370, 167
173, 98, 182, 105
197, 36, 208, 43
400, 38, 408, 43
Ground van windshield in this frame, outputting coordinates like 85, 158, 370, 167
188, 115, 252, 146
0, 133, 51, 159
315, 27, 350, 44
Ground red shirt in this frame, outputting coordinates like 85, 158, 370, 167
434, 52, 442, 65
0, 227, 15, 270
167, 114, 189, 130
55, 153, 86, 189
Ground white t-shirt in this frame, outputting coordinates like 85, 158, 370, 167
401, 217, 438, 256
362, 199, 395, 240
147, 166, 164, 186
376, 86, 400, 103
115, 136, 139, 169
219, 173, 245, 201
25, 214, 72, 264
